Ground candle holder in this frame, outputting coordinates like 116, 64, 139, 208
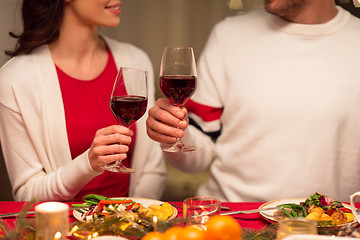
183, 196, 221, 229
35, 202, 69, 240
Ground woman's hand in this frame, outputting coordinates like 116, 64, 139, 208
146, 98, 189, 144
88, 125, 133, 172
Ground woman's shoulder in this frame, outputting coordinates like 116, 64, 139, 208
1, 54, 34, 74
0, 46, 50, 100
0, 55, 35, 88
0, 46, 48, 81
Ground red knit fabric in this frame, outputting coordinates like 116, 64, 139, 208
57, 48, 134, 201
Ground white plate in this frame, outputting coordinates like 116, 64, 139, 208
259, 198, 305, 222
73, 197, 177, 222
283, 234, 354, 240
92, 237, 128, 240
259, 198, 352, 223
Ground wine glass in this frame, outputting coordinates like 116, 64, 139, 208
159, 47, 197, 152
102, 67, 148, 173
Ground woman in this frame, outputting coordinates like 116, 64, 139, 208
0, 0, 166, 201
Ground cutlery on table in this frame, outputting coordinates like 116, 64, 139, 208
192, 206, 280, 217
220, 206, 280, 215
169, 203, 231, 211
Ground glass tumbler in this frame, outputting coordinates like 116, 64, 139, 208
183, 196, 221, 229
277, 218, 318, 240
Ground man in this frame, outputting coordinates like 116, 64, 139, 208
146, 0, 360, 202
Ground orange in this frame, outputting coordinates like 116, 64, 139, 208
142, 231, 165, 240
179, 226, 205, 240
205, 215, 242, 240
163, 226, 183, 240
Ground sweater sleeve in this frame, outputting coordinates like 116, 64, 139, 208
0, 53, 102, 201
0, 101, 101, 201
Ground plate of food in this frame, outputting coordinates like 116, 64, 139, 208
72, 194, 177, 222
259, 198, 305, 222
259, 193, 355, 229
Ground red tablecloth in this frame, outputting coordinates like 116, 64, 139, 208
0, 201, 358, 231
0, 201, 269, 230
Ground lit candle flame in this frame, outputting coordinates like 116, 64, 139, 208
54, 231, 62, 239
153, 216, 158, 231
153, 216, 158, 224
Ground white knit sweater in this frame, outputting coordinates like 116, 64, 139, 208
167, 7, 360, 202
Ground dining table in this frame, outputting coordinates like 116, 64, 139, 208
0, 200, 359, 238
0, 201, 270, 228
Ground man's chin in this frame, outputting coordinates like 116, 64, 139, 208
264, 1, 278, 14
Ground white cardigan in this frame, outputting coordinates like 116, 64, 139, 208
0, 37, 167, 201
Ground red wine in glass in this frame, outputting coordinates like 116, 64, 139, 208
159, 75, 196, 107
110, 95, 148, 127
159, 47, 197, 152
103, 67, 148, 173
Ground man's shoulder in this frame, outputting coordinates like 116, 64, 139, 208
214, 8, 267, 32
221, 8, 266, 24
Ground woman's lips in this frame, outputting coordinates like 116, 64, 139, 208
105, 2, 121, 15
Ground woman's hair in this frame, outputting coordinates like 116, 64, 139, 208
5, 0, 64, 57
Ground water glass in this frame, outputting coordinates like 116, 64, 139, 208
183, 196, 221, 228
277, 218, 318, 240
350, 191, 360, 224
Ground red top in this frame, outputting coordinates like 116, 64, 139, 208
57, 48, 135, 201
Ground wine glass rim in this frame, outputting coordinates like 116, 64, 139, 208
119, 67, 148, 74
163, 46, 194, 50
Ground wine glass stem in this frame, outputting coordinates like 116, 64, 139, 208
117, 160, 127, 169
101, 126, 135, 173
176, 127, 183, 145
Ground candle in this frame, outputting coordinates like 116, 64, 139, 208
35, 202, 69, 240
153, 216, 158, 231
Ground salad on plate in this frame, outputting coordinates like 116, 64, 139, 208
72, 194, 175, 222
275, 193, 354, 227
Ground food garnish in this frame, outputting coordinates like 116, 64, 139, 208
275, 192, 354, 227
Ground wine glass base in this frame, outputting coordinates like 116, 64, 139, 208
102, 162, 135, 174
162, 144, 197, 153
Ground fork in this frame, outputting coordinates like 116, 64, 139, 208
169, 203, 231, 211
220, 206, 280, 215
